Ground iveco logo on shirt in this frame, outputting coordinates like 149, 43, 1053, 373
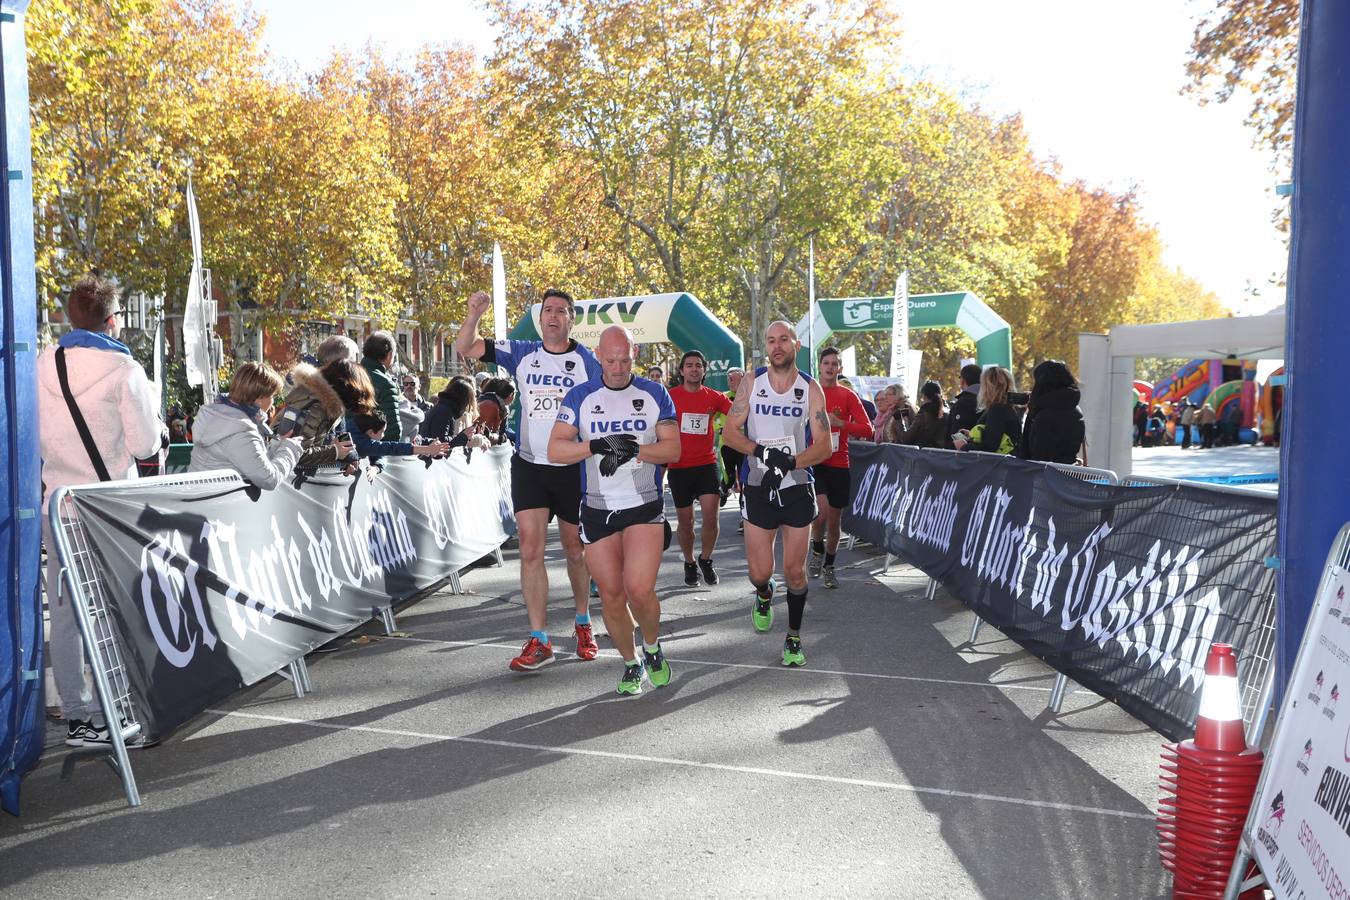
755, 404, 804, 417
525, 373, 574, 386
592, 419, 649, 433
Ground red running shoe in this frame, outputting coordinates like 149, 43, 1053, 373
574, 623, 600, 661
509, 637, 555, 671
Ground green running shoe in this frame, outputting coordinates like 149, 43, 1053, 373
751, 580, 776, 632
616, 661, 646, 695
782, 635, 806, 667
643, 644, 672, 688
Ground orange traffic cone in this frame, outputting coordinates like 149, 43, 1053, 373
1193, 644, 1245, 752
1157, 643, 1264, 900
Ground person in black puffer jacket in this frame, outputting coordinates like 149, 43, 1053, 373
899, 380, 948, 448
1017, 359, 1085, 464
421, 376, 477, 443
944, 363, 982, 448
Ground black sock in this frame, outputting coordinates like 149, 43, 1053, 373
812, 539, 825, 556
753, 580, 772, 600
824, 552, 836, 566
786, 588, 807, 632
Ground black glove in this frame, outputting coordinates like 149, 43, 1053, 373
759, 463, 785, 494
755, 444, 796, 476
590, 434, 640, 477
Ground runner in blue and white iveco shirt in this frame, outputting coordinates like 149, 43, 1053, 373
549, 326, 681, 696
722, 320, 833, 668
455, 288, 604, 673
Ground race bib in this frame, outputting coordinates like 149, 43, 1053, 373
681, 412, 710, 435
528, 388, 565, 420
615, 437, 647, 474
830, 431, 840, 454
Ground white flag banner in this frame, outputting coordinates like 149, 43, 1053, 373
180, 176, 217, 403
151, 305, 165, 413
839, 345, 857, 377
889, 271, 910, 387
806, 236, 816, 376
492, 242, 507, 344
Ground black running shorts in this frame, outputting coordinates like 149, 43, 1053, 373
741, 484, 818, 531
579, 498, 669, 545
667, 464, 721, 508
510, 454, 582, 525
811, 464, 851, 509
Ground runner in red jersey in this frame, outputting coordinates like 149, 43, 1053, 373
668, 350, 733, 586
809, 347, 873, 588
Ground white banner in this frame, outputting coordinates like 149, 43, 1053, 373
889, 271, 910, 387
1246, 565, 1350, 899
180, 176, 218, 404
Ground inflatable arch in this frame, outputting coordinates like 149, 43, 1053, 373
792, 291, 1013, 372
508, 292, 744, 391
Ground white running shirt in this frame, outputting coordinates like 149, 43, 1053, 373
742, 366, 815, 489
484, 338, 602, 465
558, 375, 677, 510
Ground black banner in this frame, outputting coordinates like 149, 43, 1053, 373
65, 446, 514, 741
843, 442, 1276, 740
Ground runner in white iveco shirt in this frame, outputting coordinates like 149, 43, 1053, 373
549, 326, 681, 696
721, 321, 833, 667
455, 288, 604, 673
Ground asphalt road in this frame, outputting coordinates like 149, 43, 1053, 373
0, 506, 1171, 899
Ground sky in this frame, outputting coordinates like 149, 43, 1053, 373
248, 0, 1290, 317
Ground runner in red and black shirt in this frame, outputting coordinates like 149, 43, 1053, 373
809, 346, 873, 588
669, 350, 733, 586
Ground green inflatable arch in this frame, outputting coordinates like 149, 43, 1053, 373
508, 292, 744, 390
794, 291, 1013, 371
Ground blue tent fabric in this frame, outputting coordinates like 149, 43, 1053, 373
1276, 0, 1350, 695
1, 0, 47, 817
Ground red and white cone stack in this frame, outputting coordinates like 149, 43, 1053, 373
1157, 643, 1265, 899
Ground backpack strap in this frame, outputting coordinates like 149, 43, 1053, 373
55, 346, 112, 482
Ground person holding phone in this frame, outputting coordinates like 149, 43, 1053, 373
279, 335, 361, 472
188, 362, 304, 490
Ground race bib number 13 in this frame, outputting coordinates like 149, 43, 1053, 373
681, 413, 710, 435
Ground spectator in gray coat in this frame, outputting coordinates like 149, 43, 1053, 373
189, 362, 302, 490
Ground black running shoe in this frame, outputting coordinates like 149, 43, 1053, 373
683, 561, 699, 587
698, 557, 719, 585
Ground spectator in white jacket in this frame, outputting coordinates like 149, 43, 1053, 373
38, 275, 163, 747
188, 362, 302, 490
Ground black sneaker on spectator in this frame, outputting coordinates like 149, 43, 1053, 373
65, 719, 111, 748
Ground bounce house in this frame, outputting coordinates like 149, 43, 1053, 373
1259, 366, 1286, 445
1148, 356, 1259, 445
1132, 380, 1153, 406
1205, 380, 1260, 445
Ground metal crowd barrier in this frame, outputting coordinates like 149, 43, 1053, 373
44, 466, 493, 809
856, 447, 1277, 737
